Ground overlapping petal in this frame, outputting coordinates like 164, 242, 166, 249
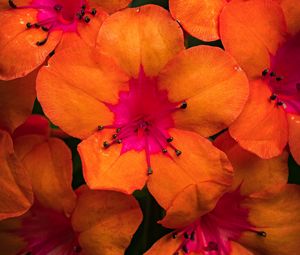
288, 114, 300, 164
96, 4, 184, 77
90, 0, 131, 14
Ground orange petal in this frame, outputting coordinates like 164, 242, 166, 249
147, 128, 233, 227
96, 4, 184, 77
158, 45, 249, 137
219, 0, 287, 79
72, 189, 142, 255
144, 233, 182, 255
14, 135, 76, 216
89, 0, 131, 14
230, 241, 254, 255
78, 129, 148, 194
280, 0, 300, 35
0, 70, 36, 134
0, 130, 33, 220
214, 131, 289, 196
288, 113, 300, 164
239, 184, 300, 255
229, 79, 288, 159
0, 9, 62, 80
169, 0, 226, 41
37, 47, 129, 139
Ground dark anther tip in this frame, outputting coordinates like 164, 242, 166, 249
180, 101, 187, 109
116, 139, 122, 144
269, 93, 277, 100
182, 245, 189, 253
34, 23, 40, 28
162, 148, 167, 154
103, 141, 110, 148
166, 137, 173, 143
36, 38, 47, 46
147, 167, 153, 175
80, 9, 85, 16
277, 101, 284, 106
8, 0, 17, 8
26, 22, 32, 29
270, 71, 276, 77
91, 8, 97, 16
116, 128, 121, 133
183, 232, 189, 239
84, 16, 91, 23
257, 231, 267, 237
73, 245, 82, 253
49, 50, 55, 57
175, 149, 182, 156
262, 69, 269, 76
54, 4, 62, 11
172, 233, 177, 239
42, 26, 49, 32
98, 125, 104, 130
190, 231, 195, 241
76, 13, 83, 19
81, 4, 86, 9
276, 76, 283, 81
112, 134, 117, 139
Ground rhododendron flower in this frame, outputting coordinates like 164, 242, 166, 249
169, 0, 299, 42
0, 115, 142, 255
0, 0, 131, 80
144, 132, 296, 255
219, 1, 300, 163
36, 5, 249, 215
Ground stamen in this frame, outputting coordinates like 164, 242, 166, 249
166, 137, 173, 143
262, 69, 269, 76
54, 4, 62, 11
182, 245, 189, 253
277, 101, 284, 106
256, 231, 267, 237
269, 93, 277, 100
179, 101, 187, 109
270, 71, 276, 77
36, 37, 48, 46
26, 22, 32, 29
190, 231, 195, 241
175, 149, 182, 156
98, 125, 104, 131
84, 16, 91, 23
276, 76, 283, 81
81, 4, 86, 9
49, 50, 55, 57
103, 141, 110, 148
112, 134, 118, 139
162, 148, 168, 153
145, 135, 153, 175
8, 0, 17, 8
91, 8, 97, 16
172, 232, 177, 239
42, 26, 49, 32
34, 23, 41, 28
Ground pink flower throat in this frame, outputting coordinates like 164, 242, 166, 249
8, 0, 97, 46
172, 191, 266, 255
98, 68, 187, 175
17, 205, 80, 255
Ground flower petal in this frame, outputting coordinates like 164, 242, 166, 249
0, 9, 62, 80
230, 241, 254, 255
158, 45, 249, 137
144, 233, 182, 255
96, 4, 184, 77
147, 128, 233, 227
14, 135, 76, 216
72, 189, 142, 255
169, 0, 226, 41
78, 129, 148, 194
219, 0, 287, 79
0, 70, 36, 134
240, 185, 300, 255
0, 130, 33, 220
288, 113, 300, 164
90, 0, 131, 14
229, 79, 288, 159
280, 0, 300, 35
37, 46, 129, 139
214, 131, 288, 196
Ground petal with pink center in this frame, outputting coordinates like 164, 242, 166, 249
158, 45, 249, 137
96, 4, 184, 77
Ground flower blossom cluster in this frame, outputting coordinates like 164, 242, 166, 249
0, 0, 300, 254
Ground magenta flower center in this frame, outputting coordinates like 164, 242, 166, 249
172, 191, 266, 255
98, 68, 187, 175
17, 205, 80, 255
8, 0, 97, 45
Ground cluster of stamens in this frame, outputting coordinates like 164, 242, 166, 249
98, 101, 187, 175
8, 0, 97, 46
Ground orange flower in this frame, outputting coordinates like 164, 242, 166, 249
36, 5, 249, 213
0, 0, 131, 80
144, 132, 295, 255
219, 0, 300, 163
0, 115, 142, 255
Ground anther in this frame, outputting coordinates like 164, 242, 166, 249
36, 38, 48, 46
76, 13, 83, 19
180, 101, 187, 109
147, 167, 153, 175
116, 139, 122, 144
54, 4, 62, 11
112, 134, 118, 139
262, 69, 269, 76
81, 4, 86, 9
166, 137, 173, 143
98, 125, 104, 130
162, 148, 167, 153
84, 16, 91, 23
175, 149, 182, 156
26, 22, 32, 29
270, 71, 276, 77
182, 245, 189, 253
103, 141, 110, 148
183, 232, 189, 239
190, 231, 195, 241
116, 128, 121, 133
172, 232, 177, 239
277, 101, 284, 106
34, 23, 40, 28
80, 9, 85, 16
269, 93, 277, 100
91, 8, 97, 16
42, 26, 49, 32
49, 50, 55, 57
257, 231, 267, 237
8, 0, 17, 8
276, 76, 283, 81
